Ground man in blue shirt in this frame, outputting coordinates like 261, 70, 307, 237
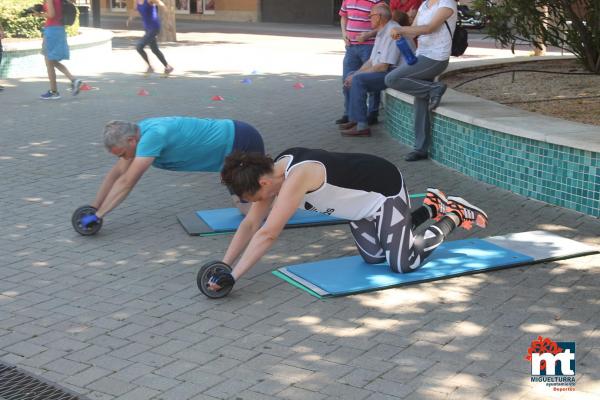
82, 117, 264, 227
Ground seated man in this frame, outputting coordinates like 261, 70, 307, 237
80, 117, 264, 229
339, 4, 407, 137
205, 147, 488, 293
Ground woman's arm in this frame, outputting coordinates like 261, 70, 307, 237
223, 199, 273, 266
391, 6, 454, 39
229, 170, 314, 281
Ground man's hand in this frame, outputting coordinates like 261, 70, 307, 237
356, 32, 369, 43
344, 72, 355, 88
343, 35, 351, 46
81, 214, 101, 228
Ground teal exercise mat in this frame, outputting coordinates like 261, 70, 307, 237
177, 207, 346, 236
177, 193, 426, 236
274, 231, 598, 298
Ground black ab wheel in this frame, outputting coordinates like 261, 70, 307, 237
71, 205, 102, 236
197, 261, 233, 299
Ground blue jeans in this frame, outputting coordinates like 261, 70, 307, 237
348, 71, 389, 124
342, 45, 380, 117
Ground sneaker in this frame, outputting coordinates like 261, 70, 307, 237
164, 65, 174, 75
71, 79, 83, 96
447, 196, 489, 230
144, 66, 154, 75
423, 188, 449, 220
40, 90, 61, 100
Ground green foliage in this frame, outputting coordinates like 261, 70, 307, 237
0, 0, 79, 39
473, 0, 600, 74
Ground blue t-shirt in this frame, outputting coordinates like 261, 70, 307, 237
137, 0, 160, 31
136, 117, 235, 172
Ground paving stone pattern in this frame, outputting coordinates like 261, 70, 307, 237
0, 28, 599, 400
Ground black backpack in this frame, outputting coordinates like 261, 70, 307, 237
61, 0, 77, 26
445, 20, 468, 56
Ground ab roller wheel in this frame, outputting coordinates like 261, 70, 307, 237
197, 261, 233, 299
71, 205, 102, 236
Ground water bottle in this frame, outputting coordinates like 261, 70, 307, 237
396, 37, 417, 65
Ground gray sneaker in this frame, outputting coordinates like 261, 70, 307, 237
71, 79, 83, 96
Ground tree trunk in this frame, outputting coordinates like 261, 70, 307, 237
533, 5, 548, 56
159, 0, 177, 42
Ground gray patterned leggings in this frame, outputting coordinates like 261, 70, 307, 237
350, 186, 455, 273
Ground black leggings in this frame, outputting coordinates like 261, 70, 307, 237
136, 29, 168, 67
350, 184, 456, 273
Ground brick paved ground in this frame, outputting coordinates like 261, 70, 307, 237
0, 25, 599, 400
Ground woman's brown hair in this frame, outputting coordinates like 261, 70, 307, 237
221, 151, 274, 197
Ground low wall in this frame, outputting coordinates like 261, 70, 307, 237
0, 28, 113, 79
385, 56, 600, 218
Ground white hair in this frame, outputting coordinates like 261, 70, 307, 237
103, 120, 139, 150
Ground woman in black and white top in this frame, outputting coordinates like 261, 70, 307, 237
207, 148, 488, 293
384, 0, 457, 162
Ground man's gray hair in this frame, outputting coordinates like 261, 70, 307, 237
103, 120, 139, 149
374, 4, 392, 21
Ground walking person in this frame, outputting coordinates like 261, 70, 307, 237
384, 0, 456, 161
129, 0, 174, 76
38, 0, 83, 100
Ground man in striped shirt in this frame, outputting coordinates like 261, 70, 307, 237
337, 0, 385, 126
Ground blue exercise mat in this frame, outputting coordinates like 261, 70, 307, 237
198, 208, 344, 231
177, 194, 426, 236
176, 208, 347, 235
275, 231, 598, 298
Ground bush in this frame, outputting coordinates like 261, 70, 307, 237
0, 0, 79, 39
474, 0, 600, 74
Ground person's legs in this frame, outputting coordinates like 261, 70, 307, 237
136, 31, 154, 69
53, 61, 74, 81
148, 33, 169, 68
354, 44, 379, 118
350, 219, 386, 264
384, 57, 449, 156
44, 57, 58, 93
376, 189, 459, 273
341, 46, 366, 121
348, 71, 388, 130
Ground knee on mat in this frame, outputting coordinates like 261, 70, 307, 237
389, 261, 419, 274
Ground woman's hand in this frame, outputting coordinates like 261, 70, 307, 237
390, 27, 404, 40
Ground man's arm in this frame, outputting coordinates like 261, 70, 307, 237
150, 0, 166, 8
340, 16, 350, 46
95, 157, 154, 218
91, 157, 134, 209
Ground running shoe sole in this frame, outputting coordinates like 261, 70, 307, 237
447, 196, 488, 228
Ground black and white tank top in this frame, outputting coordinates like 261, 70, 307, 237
275, 148, 403, 221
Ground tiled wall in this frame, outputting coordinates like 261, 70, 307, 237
0, 40, 111, 79
385, 94, 600, 217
